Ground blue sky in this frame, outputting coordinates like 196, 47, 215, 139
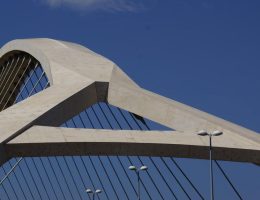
0, 0, 260, 199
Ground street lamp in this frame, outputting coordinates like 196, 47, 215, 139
129, 165, 148, 200
197, 130, 223, 200
86, 188, 102, 200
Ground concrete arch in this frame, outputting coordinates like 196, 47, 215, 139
0, 38, 137, 87
0, 40, 53, 85
0, 38, 259, 166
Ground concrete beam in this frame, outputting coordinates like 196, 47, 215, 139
6, 126, 260, 164
108, 82, 260, 146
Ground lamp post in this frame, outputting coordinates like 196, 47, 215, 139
197, 130, 223, 200
129, 165, 148, 200
86, 188, 102, 200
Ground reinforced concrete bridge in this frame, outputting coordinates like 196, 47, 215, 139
0, 39, 259, 199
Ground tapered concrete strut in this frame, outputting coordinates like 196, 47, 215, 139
0, 38, 259, 166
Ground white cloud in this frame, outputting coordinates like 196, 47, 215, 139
43, 0, 153, 12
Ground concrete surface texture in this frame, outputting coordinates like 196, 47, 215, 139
0, 38, 259, 166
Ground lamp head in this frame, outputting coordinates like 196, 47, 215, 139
140, 166, 148, 171
86, 189, 93, 193
197, 130, 208, 136
211, 130, 223, 136
128, 165, 137, 171
95, 189, 102, 194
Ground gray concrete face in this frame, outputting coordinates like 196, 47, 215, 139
108, 76, 260, 145
0, 38, 259, 166
7, 126, 260, 164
